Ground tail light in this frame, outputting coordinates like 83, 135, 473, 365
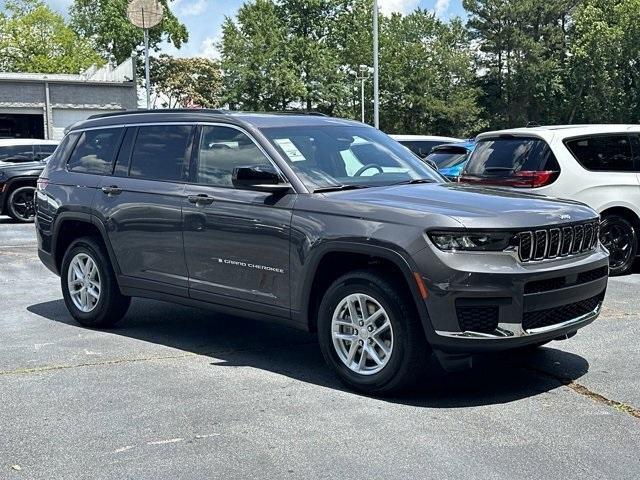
37, 178, 49, 191
459, 170, 559, 188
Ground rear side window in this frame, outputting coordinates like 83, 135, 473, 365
565, 134, 635, 172
0, 144, 33, 162
129, 125, 194, 181
67, 128, 122, 174
465, 137, 559, 177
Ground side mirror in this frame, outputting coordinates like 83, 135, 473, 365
232, 165, 292, 193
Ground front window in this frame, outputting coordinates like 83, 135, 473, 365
261, 125, 442, 191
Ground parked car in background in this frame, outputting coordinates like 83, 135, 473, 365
391, 134, 464, 159
0, 139, 58, 163
35, 110, 608, 394
0, 139, 58, 222
425, 141, 475, 180
460, 125, 640, 275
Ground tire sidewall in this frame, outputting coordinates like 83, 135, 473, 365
601, 215, 637, 275
61, 239, 113, 326
7, 186, 36, 222
317, 276, 411, 391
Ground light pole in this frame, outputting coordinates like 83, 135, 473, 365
373, 0, 379, 129
353, 65, 373, 123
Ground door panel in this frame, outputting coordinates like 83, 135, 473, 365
183, 124, 293, 310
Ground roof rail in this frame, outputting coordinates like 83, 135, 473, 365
88, 108, 227, 120
88, 108, 328, 120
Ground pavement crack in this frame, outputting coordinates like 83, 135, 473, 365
523, 366, 640, 420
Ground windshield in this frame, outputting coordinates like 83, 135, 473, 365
260, 125, 442, 190
464, 137, 559, 177
427, 149, 469, 169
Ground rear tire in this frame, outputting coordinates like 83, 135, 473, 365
317, 269, 430, 395
6, 186, 36, 222
61, 237, 130, 328
600, 215, 637, 276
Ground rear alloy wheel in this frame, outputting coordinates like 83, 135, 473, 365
7, 186, 36, 222
600, 215, 637, 276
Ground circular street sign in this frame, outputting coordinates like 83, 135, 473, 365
127, 0, 164, 29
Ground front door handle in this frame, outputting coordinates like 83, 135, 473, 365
101, 185, 122, 195
187, 194, 215, 205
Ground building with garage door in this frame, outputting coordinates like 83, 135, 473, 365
0, 59, 137, 140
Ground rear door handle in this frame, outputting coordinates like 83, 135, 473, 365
101, 185, 122, 195
187, 194, 215, 205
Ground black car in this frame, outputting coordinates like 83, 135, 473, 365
35, 110, 609, 394
0, 140, 57, 221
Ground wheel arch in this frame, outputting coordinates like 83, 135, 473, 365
297, 242, 431, 337
52, 213, 121, 275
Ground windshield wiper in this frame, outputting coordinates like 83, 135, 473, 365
388, 178, 436, 186
313, 184, 371, 193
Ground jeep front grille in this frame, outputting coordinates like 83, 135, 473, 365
517, 221, 599, 262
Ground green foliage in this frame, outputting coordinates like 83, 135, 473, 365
69, 0, 188, 65
221, 0, 484, 136
0, 0, 104, 73
150, 54, 223, 108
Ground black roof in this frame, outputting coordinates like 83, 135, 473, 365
70, 109, 362, 132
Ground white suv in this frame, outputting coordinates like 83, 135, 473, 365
460, 125, 640, 275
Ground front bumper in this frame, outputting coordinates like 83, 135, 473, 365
412, 244, 609, 353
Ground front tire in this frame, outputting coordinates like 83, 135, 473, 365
317, 270, 429, 394
7, 186, 36, 222
61, 237, 130, 328
600, 215, 637, 276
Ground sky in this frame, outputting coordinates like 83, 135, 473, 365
45, 0, 466, 60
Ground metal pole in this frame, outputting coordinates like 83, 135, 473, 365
361, 77, 365, 123
144, 27, 150, 109
373, 0, 379, 129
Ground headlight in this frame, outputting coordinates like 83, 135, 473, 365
428, 231, 515, 251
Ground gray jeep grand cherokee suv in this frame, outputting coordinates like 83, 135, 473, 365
35, 110, 609, 394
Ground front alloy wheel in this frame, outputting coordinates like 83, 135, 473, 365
331, 293, 393, 375
7, 186, 36, 222
600, 215, 637, 276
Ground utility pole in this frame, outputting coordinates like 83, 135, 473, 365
354, 65, 373, 123
373, 0, 379, 129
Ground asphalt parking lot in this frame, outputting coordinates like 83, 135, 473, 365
1, 216, 638, 479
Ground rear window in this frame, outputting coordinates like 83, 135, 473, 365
67, 128, 122, 175
565, 134, 635, 172
464, 137, 559, 177
427, 148, 468, 168
0, 144, 33, 162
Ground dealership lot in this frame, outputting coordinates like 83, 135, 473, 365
1, 217, 638, 479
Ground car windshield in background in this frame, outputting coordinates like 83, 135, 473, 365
399, 140, 440, 158
464, 137, 559, 177
427, 149, 468, 168
260, 125, 442, 190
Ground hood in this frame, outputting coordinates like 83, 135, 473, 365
324, 182, 597, 230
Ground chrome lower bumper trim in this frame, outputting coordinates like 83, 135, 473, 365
435, 303, 601, 339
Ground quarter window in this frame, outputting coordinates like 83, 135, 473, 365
67, 128, 122, 174
196, 126, 274, 187
565, 134, 635, 172
129, 125, 194, 181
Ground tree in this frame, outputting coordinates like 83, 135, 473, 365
150, 55, 223, 108
0, 0, 104, 73
220, 0, 305, 110
464, 0, 577, 128
69, 0, 188, 65
567, 0, 640, 123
